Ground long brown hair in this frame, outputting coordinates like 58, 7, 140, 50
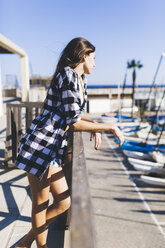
52, 37, 95, 80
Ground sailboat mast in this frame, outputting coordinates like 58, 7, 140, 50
145, 54, 165, 110
144, 90, 165, 145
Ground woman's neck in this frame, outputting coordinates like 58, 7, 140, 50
74, 63, 84, 77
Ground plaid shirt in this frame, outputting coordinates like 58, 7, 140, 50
15, 66, 87, 179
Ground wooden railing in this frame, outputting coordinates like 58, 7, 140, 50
4, 102, 95, 247
5, 102, 42, 166
70, 131, 96, 248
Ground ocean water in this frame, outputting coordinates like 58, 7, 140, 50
30, 84, 165, 89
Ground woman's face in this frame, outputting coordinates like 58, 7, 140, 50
83, 52, 96, 74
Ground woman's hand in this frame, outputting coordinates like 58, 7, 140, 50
90, 132, 102, 150
111, 125, 125, 146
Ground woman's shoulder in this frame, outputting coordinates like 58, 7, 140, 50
56, 66, 76, 77
64, 67, 86, 81
56, 66, 77, 85
60, 66, 77, 78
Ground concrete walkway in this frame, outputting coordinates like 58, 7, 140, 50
83, 128, 165, 248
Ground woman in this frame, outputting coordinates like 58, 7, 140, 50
15, 37, 124, 248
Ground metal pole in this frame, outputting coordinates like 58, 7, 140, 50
145, 53, 165, 110
144, 90, 165, 145
155, 121, 165, 151
0, 65, 3, 117
118, 80, 121, 122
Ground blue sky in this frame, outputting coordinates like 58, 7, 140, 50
1, 0, 165, 87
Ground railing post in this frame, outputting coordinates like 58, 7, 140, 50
63, 130, 73, 229
5, 105, 12, 165
11, 107, 18, 162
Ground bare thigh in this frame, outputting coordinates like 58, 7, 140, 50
50, 166, 71, 206
27, 166, 52, 207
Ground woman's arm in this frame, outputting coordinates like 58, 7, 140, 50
81, 115, 96, 123
81, 115, 101, 149
71, 119, 115, 132
70, 119, 124, 146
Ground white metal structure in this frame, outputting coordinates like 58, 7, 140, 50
0, 33, 29, 102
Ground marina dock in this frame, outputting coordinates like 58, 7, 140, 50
0, 101, 165, 247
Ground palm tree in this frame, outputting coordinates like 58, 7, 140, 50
127, 59, 143, 117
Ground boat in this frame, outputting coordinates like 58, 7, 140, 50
116, 138, 165, 153
149, 151, 165, 164
146, 114, 165, 122
158, 119, 165, 125
131, 164, 159, 172
137, 130, 156, 140
122, 150, 150, 160
120, 106, 138, 113
125, 137, 143, 142
116, 121, 139, 129
122, 122, 150, 137
141, 172, 165, 186
128, 157, 163, 172
121, 122, 149, 131
101, 114, 118, 123
152, 125, 165, 132
125, 136, 165, 145
123, 131, 137, 137
115, 113, 137, 122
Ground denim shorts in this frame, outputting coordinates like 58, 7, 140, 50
50, 159, 61, 167
50, 130, 73, 168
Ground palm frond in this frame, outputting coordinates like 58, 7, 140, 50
127, 59, 143, 69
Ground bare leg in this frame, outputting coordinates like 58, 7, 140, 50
15, 165, 71, 248
46, 165, 71, 224
15, 166, 52, 248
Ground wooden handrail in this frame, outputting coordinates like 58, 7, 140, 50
70, 132, 96, 248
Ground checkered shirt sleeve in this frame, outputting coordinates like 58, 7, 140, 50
60, 67, 83, 125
